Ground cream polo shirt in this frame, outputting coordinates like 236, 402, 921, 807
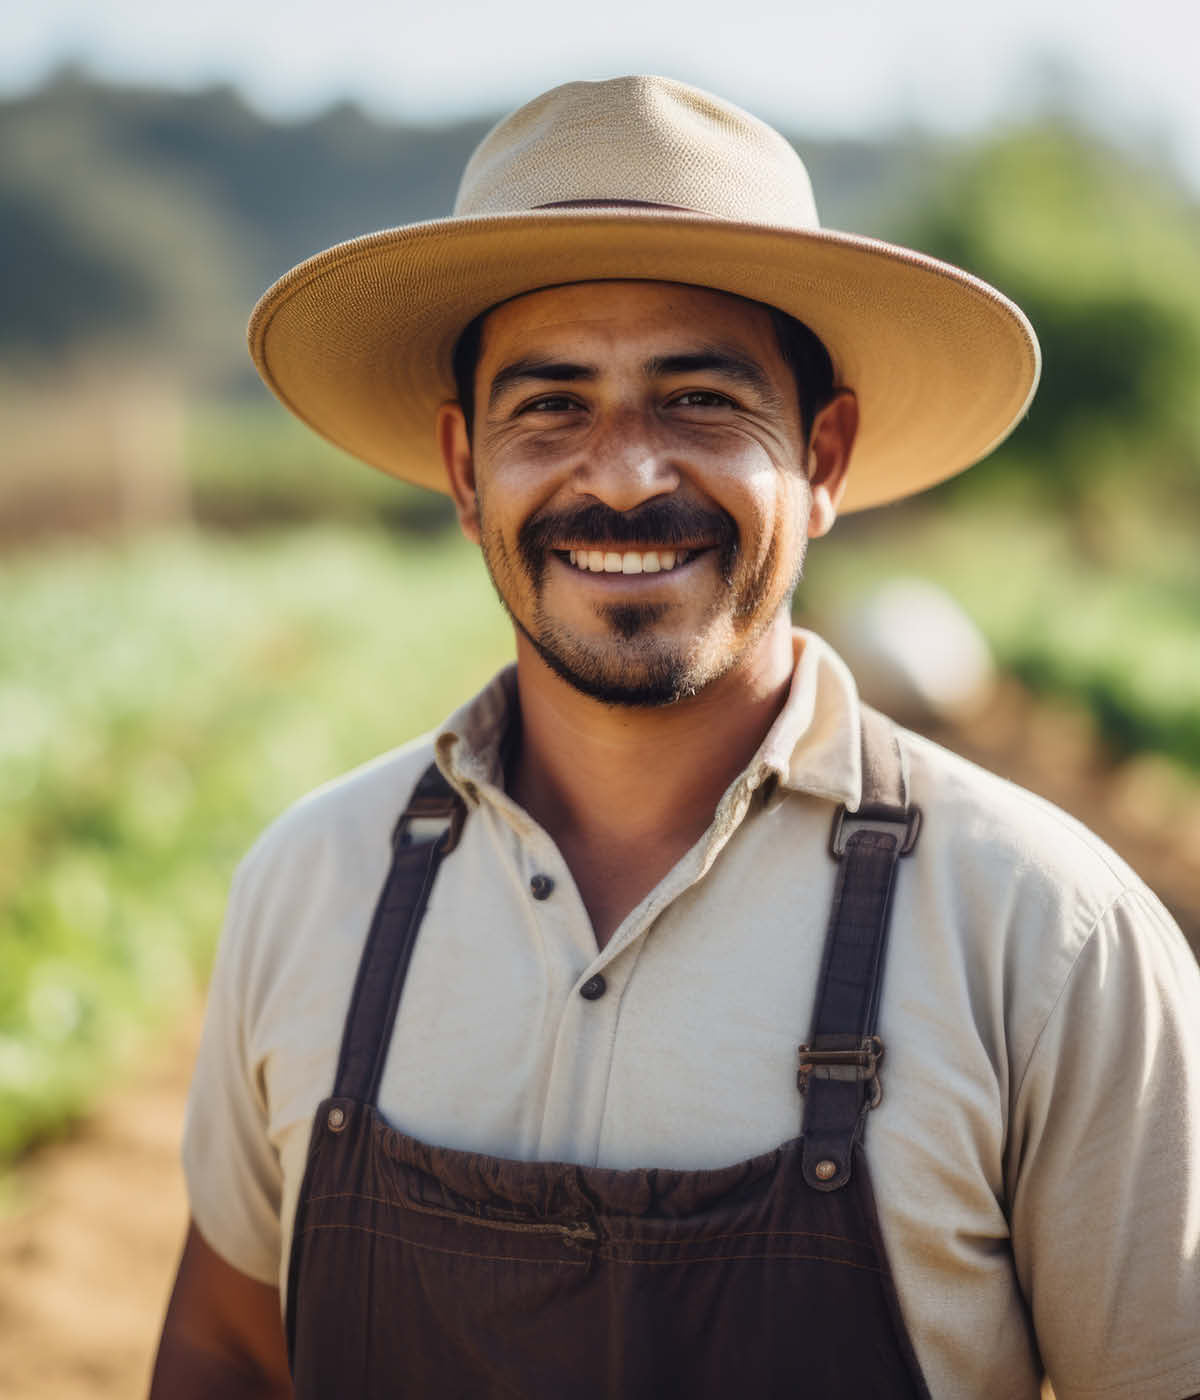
184, 630, 1200, 1400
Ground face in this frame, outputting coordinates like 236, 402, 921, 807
440, 281, 854, 707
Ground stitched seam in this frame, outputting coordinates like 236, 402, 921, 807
299, 1221, 588, 1266
583, 920, 658, 1157
303, 1196, 871, 1250
1009, 887, 1139, 1111
305, 1190, 582, 1236
299, 1223, 882, 1273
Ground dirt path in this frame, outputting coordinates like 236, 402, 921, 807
0, 1013, 200, 1400
0, 687, 1196, 1399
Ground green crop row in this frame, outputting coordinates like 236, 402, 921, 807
0, 526, 512, 1162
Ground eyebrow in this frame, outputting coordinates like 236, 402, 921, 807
487, 358, 596, 408
644, 347, 775, 398
485, 343, 779, 410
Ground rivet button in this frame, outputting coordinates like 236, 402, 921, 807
530, 873, 555, 900
815, 1158, 838, 1181
327, 1106, 347, 1133
579, 974, 607, 1001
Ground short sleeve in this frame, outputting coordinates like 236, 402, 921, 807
1007, 888, 1200, 1400
181, 859, 284, 1285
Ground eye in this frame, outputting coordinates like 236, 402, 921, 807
670, 389, 735, 409
518, 393, 581, 415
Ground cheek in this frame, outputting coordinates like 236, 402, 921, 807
475, 497, 519, 579
736, 477, 811, 593
733, 471, 808, 553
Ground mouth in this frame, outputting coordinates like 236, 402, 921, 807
554, 546, 707, 576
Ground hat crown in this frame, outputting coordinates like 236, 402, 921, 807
454, 75, 820, 228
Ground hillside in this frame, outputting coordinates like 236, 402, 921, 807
0, 68, 934, 390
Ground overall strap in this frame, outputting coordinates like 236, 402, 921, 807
799, 706, 921, 1192
331, 763, 467, 1106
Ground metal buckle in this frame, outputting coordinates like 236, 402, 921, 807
394, 796, 466, 855
829, 803, 921, 859
796, 1035, 885, 1109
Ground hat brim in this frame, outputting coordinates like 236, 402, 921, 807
248, 207, 1040, 513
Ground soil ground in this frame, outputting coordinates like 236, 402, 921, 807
0, 683, 1196, 1399
0, 1013, 200, 1399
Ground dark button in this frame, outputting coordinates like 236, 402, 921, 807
579, 974, 607, 1001
530, 873, 555, 900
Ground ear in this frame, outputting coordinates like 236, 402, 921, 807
806, 390, 858, 539
437, 401, 481, 543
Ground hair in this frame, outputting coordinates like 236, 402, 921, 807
451, 291, 836, 443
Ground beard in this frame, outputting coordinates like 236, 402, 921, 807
479, 497, 806, 708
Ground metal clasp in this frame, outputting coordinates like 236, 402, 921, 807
797, 1035, 885, 1109
394, 795, 467, 855
829, 803, 921, 859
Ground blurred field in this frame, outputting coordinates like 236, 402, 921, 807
1, 526, 512, 1162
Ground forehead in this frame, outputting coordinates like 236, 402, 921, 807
476, 280, 780, 365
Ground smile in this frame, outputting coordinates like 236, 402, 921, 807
560, 548, 700, 575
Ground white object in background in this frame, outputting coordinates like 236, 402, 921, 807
823, 579, 996, 725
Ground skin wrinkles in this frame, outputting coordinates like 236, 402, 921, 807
439, 281, 856, 710
487, 345, 786, 418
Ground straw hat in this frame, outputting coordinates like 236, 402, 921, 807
248, 75, 1040, 512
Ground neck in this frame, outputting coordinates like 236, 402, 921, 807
507, 619, 797, 940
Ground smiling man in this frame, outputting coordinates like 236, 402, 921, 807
442, 283, 851, 717
151, 78, 1200, 1400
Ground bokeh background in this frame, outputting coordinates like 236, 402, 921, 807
2, 2, 1198, 1394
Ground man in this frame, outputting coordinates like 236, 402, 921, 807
151, 77, 1200, 1399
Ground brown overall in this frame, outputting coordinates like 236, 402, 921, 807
286, 708, 931, 1397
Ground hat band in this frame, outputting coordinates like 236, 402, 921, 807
535, 199, 697, 213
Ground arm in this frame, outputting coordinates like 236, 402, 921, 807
1008, 889, 1200, 1400
149, 1220, 293, 1400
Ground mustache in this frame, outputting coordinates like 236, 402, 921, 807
518, 500, 737, 562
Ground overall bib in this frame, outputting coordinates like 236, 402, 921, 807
286, 708, 931, 1397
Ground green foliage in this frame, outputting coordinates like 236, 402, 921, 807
901, 122, 1200, 509
0, 527, 512, 1160
808, 501, 1200, 773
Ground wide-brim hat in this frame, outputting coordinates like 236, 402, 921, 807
249, 75, 1040, 513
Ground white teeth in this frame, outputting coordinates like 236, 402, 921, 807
564, 549, 691, 573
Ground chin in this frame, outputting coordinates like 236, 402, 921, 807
521, 615, 736, 709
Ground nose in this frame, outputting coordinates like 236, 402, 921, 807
570, 408, 681, 513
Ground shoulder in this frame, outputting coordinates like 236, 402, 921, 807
216, 735, 442, 997
236, 733, 439, 893
885, 724, 1190, 1076
897, 723, 1141, 921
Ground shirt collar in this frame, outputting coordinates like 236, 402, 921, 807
434, 628, 862, 815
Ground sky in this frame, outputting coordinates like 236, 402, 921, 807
5, 0, 1200, 189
